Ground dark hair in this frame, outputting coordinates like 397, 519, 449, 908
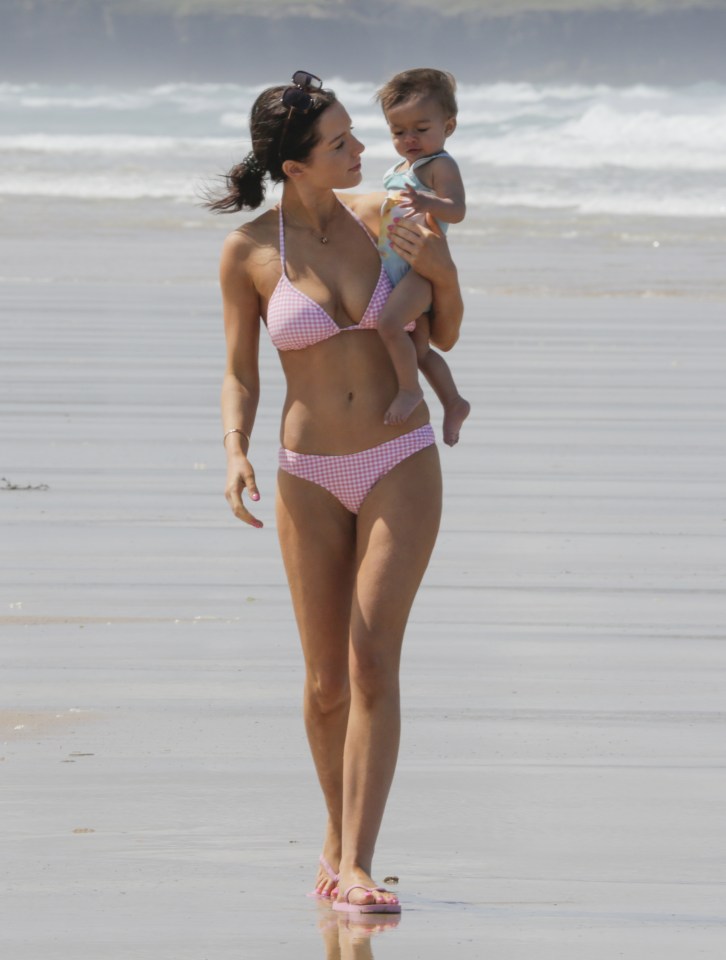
207, 84, 337, 213
376, 68, 457, 120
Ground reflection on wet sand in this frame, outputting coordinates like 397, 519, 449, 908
317, 902, 401, 959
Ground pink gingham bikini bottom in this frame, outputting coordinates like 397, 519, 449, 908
278, 423, 435, 515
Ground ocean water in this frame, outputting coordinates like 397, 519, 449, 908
1, 78, 725, 223
2, 77, 724, 298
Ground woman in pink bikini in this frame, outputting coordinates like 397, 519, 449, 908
210, 71, 462, 914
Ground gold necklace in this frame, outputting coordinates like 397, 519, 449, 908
283, 204, 339, 244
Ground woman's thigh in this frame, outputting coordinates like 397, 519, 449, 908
276, 470, 357, 686
351, 444, 442, 672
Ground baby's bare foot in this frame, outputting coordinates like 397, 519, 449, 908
384, 387, 424, 426
443, 396, 470, 446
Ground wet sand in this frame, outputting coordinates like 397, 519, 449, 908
1, 199, 725, 959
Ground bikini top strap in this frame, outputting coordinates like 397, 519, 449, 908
278, 204, 286, 265
338, 196, 377, 250
278, 198, 376, 259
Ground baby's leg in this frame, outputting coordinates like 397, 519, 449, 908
414, 316, 471, 447
378, 271, 432, 425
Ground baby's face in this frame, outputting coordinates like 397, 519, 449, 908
385, 95, 456, 165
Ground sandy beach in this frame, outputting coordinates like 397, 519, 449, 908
1, 195, 725, 959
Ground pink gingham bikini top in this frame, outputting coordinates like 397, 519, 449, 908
266, 201, 413, 352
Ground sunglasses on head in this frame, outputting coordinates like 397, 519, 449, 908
279, 70, 323, 159
281, 70, 323, 114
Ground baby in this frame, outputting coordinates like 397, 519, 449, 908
376, 68, 470, 446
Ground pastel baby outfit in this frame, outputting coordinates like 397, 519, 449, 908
378, 151, 450, 286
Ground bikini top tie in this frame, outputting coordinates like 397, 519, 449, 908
265, 202, 413, 352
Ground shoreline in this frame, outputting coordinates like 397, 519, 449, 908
1, 195, 725, 301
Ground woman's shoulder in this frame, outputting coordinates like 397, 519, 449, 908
220, 207, 280, 298
223, 206, 278, 254
221, 207, 280, 275
336, 191, 387, 238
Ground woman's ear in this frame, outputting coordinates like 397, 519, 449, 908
282, 159, 304, 180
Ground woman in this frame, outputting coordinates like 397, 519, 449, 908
212, 72, 463, 914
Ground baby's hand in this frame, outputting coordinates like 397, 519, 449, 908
398, 185, 432, 218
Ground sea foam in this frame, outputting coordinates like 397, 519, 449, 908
1, 79, 724, 216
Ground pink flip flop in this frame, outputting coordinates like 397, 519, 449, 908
307, 854, 340, 900
332, 884, 401, 914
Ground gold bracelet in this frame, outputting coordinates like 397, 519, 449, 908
223, 427, 250, 447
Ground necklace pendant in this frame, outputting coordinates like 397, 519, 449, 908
320, 236, 329, 244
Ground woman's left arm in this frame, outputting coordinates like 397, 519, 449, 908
343, 192, 464, 350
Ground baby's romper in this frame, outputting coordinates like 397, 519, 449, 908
378, 150, 450, 286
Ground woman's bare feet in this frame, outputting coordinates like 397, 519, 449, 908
312, 824, 342, 899
384, 387, 425, 426
334, 866, 400, 913
313, 850, 341, 900
442, 395, 470, 446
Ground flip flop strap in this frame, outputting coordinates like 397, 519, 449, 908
319, 854, 340, 882
341, 884, 374, 899
341, 884, 388, 900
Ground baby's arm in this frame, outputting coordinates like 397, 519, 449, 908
398, 155, 466, 224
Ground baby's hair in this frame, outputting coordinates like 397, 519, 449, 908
376, 68, 458, 119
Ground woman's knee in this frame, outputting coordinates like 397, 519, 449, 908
349, 647, 400, 706
306, 666, 350, 715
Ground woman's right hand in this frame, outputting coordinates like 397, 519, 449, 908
225, 454, 263, 528
388, 214, 463, 352
388, 214, 452, 282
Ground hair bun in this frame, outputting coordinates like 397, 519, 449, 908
244, 152, 265, 178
